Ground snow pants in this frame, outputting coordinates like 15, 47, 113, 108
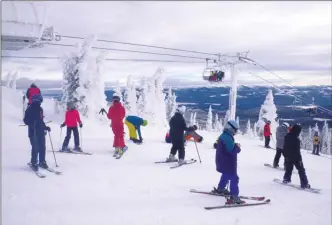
29, 134, 46, 165
125, 120, 137, 140
264, 136, 270, 147
170, 138, 185, 160
62, 127, 80, 148
312, 145, 320, 155
284, 160, 309, 186
273, 147, 286, 168
112, 122, 125, 148
218, 173, 239, 196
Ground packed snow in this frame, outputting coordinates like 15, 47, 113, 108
2, 86, 331, 225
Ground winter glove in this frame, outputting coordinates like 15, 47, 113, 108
79, 123, 83, 128
60, 123, 65, 128
45, 126, 51, 132
99, 108, 107, 115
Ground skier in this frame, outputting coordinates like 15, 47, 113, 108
273, 122, 289, 168
312, 131, 320, 155
124, 115, 148, 144
166, 106, 194, 164
283, 124, 311, 189
23, 94, 51, 171
107, 93, 127, 156
26, 83, 41, 106
212, 120, 244, 204
60, 103, 83, 152
264, 121, 271, 148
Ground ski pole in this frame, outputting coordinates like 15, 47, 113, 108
19, 121, 52, 127
80, 127, 83, 148
60, 127, 63, 151
194, 141, 202, 164
48, 131, 59, 167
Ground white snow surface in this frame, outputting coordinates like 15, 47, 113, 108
2, 87, 331, 225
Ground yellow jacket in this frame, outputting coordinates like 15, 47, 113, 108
313, 136, 319, 145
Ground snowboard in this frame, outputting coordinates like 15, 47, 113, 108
264, 163, 297, 174
273, 178, 320, 194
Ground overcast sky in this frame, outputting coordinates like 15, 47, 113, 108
1, 1, 331, 87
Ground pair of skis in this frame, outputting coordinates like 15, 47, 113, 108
49, 149, 92, 155
154, 158, 197, 169
28, 163, 62, 178
190, 189, 270, 210
113, 146, 128, 159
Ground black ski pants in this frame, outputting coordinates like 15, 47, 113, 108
170, 138, 185, 160
273, 147, 286, 168
264, 136, 270, 147
62, 127, 80, 148
283, 160, 309, 186
29, 134, 46, 165
312, 145, 320, 155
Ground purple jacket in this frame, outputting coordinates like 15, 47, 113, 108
215, 130, 241, 175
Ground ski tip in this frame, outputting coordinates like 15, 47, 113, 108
189, 189, 197, 192
265, 199, 271, 203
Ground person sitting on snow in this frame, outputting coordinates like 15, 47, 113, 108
184, 125, 203, 143
23, 94, 51, 171
60, 102, 83, 152
125, 116, 148, 144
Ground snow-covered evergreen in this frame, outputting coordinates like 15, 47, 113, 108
244, 119, 254, 137
123, 75, 138, 116
206, 105, 213, 132
166, 87, 177, 121
213, 113, 223, 132
114, 80, 123, 103
320, 121, 331, 154
257, 89, 278, 138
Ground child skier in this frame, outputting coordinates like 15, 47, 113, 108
264, 121, 271, 148
124, 115, 148, 144
23, 94, 51, 171
273, 122, 289, 168
107, 93, 127, 156
283, 124, 311, 189
166, 106, 194, 165
60, 103, 83, 152
212, 120, 244, 204
312, 132, 320, 155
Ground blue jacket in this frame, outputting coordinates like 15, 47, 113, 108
215, 130, 241, 175
23, 103, 47, 137
126, 116, 144, 140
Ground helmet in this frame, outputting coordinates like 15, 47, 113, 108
176, 105, 186, 114
267, 120, 271, 124
31, 94, 43, 104
282, 122, 289, 128
67, 102, 75, 110
112, 93, 120, 102
142, 120, 148, 126
30, 83, 37, 88
224, 120, 239, 134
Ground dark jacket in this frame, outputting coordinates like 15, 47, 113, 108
23, 103, 47, 137
283, 125, 302, 162
276, 125, 288, 149
216, 130, 241, 175
169, 112, 191, 142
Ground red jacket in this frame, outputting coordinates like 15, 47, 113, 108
26, 87, 41, 104
107, 102, 125, 125
64, 109, 82, 127
264, 124, 271, 137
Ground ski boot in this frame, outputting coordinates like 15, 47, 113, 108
39, 161, 49, 169
211, 187, 230, 196
226, 196, 246, 205
29, 162, 39, 171
73, 146, 82, 152
283, 179, 291, 184
273, 163, 279, 168
60, 146, 71, 152
166, 154, 178, 162
301, 183, 311, 189
178, 159, 186, 165
113, 148, 120, 157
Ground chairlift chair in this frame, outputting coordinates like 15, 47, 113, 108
202, 59, 225, 83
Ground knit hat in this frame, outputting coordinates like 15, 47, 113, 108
142, 120, 148, 126
176, 105, 186, 114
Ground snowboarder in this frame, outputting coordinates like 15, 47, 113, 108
264, 121, 271, 148
106, 93, 127, 155
283, 124, 311, 189
124, 116, 148, 144
26, 83, 41, 106
273, 122, 289, 168
212, 120, 244, 204
60, 103, 83, 152
23, 94, 51, 171
312, 132, 320, 155
166, 106, 194, 164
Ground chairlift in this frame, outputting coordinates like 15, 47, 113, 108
291, 97, 318, 116
1, 1, 60, 51
202, 59, 225, 83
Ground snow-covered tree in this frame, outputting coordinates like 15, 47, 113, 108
193, 112, 197, 126
253, 122, 258, 137
244, 119, 254, 137
206, 105, 213, 131
136, 90, 144, 117
320, 121, 331, 155
257, 89, 278, 138
166, 87, 177, 121
223, 110, 230, 126
9, 71, 18, 89
61, 35, 96, 115
114, 80, 123, 103
214, 113, 223, 132
123, 75, 137, 116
